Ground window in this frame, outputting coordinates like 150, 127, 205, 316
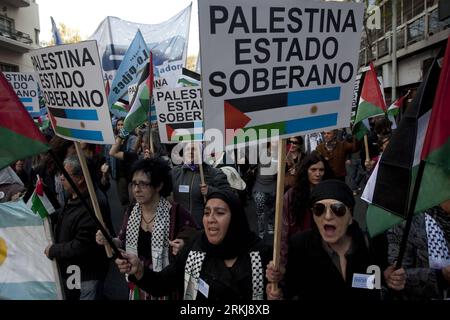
407, 16, 425, 44
0, 16, 14, 34
0, 62, 19, 72
35, 28, 39, 45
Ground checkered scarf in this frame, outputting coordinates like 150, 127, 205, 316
125, 197, 172, 272
425, 213, 450, 269
183, 250, 264, 300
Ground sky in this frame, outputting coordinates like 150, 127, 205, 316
37, 0, 199, 56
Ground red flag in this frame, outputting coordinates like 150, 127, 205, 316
421, 36, 450, 165
0, 72, 50, 169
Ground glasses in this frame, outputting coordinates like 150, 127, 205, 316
131, 181, 151, 189
311, 202, 348, 217
289, 140, 300, 145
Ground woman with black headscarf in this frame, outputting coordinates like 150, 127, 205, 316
116, 189, 271, 300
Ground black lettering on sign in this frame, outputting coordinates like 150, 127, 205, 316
252, 7, 267, 33
254, 38, 270, 63
287, 8, 302, 32
210, 6, 228, 34
235, 39, 252, 65
229, 6, 249, 34
270, 7, 285, 33
209, 72, 227, 97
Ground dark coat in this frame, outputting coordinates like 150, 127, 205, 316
285, 222, 380, 300
49, 193, 108, 282
171, 164, 230, 226
129, 233, 271, 300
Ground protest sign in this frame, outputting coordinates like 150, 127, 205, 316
3, 72, 41, 118
30, 41, 115, 144
198, 0, 364, 146
154, 86, 203, 143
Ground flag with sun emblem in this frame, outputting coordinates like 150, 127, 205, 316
0, 200, 60, 299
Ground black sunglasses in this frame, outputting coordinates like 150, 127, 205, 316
289, 140, 300, 145
311, 202, 348, 217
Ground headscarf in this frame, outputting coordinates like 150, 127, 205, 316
200, 189, 259, 259
310, 179, 355, 210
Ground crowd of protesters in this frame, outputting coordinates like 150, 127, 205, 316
1, 114, 449, 301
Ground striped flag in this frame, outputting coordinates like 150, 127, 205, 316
123, 54, 153, 133
50, 17, 63, 45
353, 63, 386, 140
0, 201, 59, 299
47, 107, 105, 142
167, 120, 204, 142
26, 177, 55, 219
362, 40, 450, 236
387, 91, 409, 117
0, 72, 50, 170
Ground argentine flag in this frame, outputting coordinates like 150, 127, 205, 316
0, 201, 60, 299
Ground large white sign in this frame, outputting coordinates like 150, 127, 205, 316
154, 86, 203, 143
199, 0, 364, 146
3, 72, 40, 117
30, 41, 115, 144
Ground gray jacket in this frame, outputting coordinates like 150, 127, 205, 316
171, 164, 230, 227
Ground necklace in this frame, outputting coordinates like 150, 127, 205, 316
141, 214, 156, 225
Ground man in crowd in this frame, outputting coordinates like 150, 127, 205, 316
44, 156, 108, 300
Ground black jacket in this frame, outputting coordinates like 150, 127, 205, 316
49, 193, 108, 282
130, 233, 270, 300
285, 222, 380, 300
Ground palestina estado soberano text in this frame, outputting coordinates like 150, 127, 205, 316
30, 47, 104, 108
207, 6, 359, 97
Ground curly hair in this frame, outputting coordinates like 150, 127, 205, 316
290, 151, 332, 226
130, 157, 173, 197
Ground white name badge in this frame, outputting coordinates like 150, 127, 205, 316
198, 278, 209, 298
179, 185, 190, 193
352, 273, 375, 289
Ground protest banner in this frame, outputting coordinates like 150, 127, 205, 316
154, 86, 203, 143
3, 72, 41, 118
30, 41, 115, 144
198, 0, 364, 146
89, 4, 191, 91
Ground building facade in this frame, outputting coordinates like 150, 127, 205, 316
359, 0, 450, 105
0, 0, 40, 72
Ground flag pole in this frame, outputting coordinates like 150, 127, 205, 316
42, 215, 65, 300
74, 142, 113, 258
395, 160, 426, 269
148, 51, 154, 156
48, 149, 123, 259
197, 142, 206, 203
363, 134, 370, 164
272, 138, 286, 292
36, 174, 65, 300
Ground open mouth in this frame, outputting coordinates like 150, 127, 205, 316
208, 227, 219, 235
323, 224, 336, 236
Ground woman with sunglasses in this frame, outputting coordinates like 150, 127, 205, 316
279, 152, 331, 268
96, 158, 198, 299
269, 180, 405, 300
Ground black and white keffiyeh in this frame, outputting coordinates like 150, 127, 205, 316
125, 197, 172, 272
425, 213, 450, 269
183, 250, 264, 300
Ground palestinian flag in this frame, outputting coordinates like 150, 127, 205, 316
362, 39, 450, 237
387, 91, 409, 117
353, 63, 386, 140
123, 52, 153, 133
387, 91, 409, 130
0, 72, 50, 170
26, 177, 55, 219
